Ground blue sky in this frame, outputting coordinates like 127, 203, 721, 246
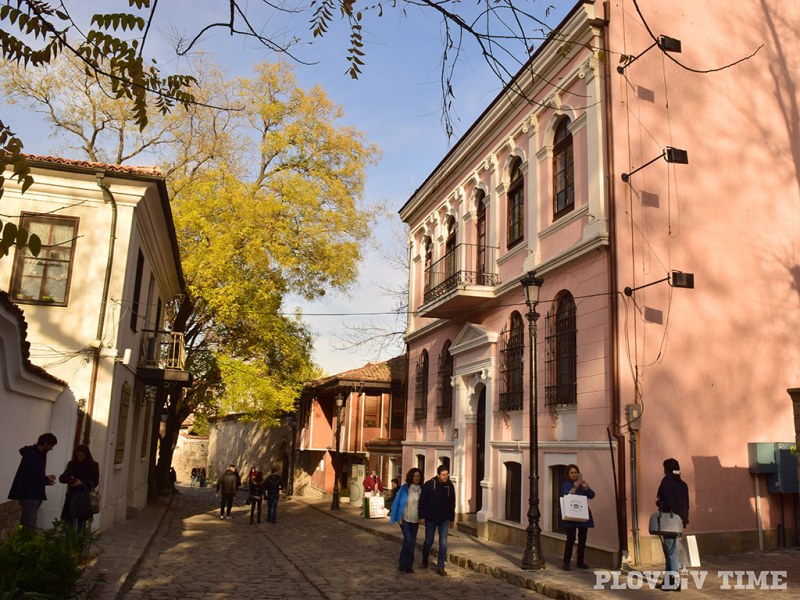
2, 1, 568, 376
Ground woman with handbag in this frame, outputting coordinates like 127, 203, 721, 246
561, 464, 595, 570
389, 468, 423, 573
58, 444, 100, 533
656, 458, 689, 591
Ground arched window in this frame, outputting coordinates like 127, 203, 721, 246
444, 217, 457, 283
545, 293, 577, 406
437, 341, 453, 419
507, 157, 524, 247
499, 312, 525, 411
475, 191, 487, 283
553, 118, 574, 219
423, 237, 433, 295
414, 350, 429, 423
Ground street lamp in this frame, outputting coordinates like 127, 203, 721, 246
520, 270, 545, 570
331, 393, 345, 510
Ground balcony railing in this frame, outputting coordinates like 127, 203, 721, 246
435, 404, 452, 420
545, 384, 577, 407
413, 406, 427, 423
499, 391, 523, 412
423, 243, 498, 304
140, 330, 186, 370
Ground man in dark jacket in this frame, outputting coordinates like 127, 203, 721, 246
216, 464, 239, 519
8, 433, 58, 528
656, 458, 690, 590
264, 468, 283, 523
419, 464, 456, 576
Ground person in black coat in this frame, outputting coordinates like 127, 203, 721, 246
561, 464, 596, 570
656, 458, 689, 591
8, 433, 58, 529
419, 465, 456, 576
249, 471, 266, 525
58, 444, 100, 533
264, 468, 283, 523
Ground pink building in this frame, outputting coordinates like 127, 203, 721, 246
399, 0, 799, 567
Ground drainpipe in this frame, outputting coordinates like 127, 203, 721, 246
82, 171, 118, 445
600, 0, 630, 566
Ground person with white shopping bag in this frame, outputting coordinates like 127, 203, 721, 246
560, 464, 595, 571
656, 458, 689, 591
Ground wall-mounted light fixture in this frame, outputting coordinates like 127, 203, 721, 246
624, 270, 695, 296
617, 35, 682, 74
621, 147, 688, 183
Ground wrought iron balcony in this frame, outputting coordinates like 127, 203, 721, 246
420, 243, 498, 318
137, 330, 192, 386
499, 391, 523, 412
413, 406, 427, 423
435, 404, 452, 420
545, 384, 577, 407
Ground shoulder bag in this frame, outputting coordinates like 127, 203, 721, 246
648, 510, 683, 537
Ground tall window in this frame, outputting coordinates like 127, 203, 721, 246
363, 395, 379, 428
10, 214, 78, 306
444, 217, 457, 281
545, 293, 577, 406
130, 251, 144, 330
417, 454, 426, 478
507, 157, 524, 247
114, 381, 132, 464
505, 461, 522, 522
551, 464, 568, 533
423, 237, 433, 295
499, 312, 525, 411
475, 192, 487, 283
437, 341, 453, 420
414, 350, 429, 423
553, 118, 575, 219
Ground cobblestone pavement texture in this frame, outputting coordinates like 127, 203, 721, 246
87, 485, 799, 600
115, 486, 545, 600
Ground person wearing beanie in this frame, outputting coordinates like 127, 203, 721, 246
656, 458, 689, 591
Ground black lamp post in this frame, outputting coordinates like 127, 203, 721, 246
331, 393, 344, 510
520, 270, 545, 570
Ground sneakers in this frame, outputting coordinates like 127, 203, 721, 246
436, 568, 447, 576
220, 515, 225, 520
225, 515, 232, 519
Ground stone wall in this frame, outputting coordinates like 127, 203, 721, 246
0, 500, 19, 540
172, 435, 209, 483
207, 415, 292, 484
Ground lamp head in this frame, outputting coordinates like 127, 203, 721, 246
520, 270, 544, 304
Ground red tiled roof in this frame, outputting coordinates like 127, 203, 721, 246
305, 354, 406, 389
0, 291, 67, 386
22, 154, 162, 177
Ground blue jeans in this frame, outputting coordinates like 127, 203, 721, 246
399, 521, 419, 570
661, 536, 680, 589
267, 493, 279, 522
422, 520, 450, 569
19, 499, 41, 529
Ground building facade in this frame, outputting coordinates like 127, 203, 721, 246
399, 0, 800, 566
0, 156, 188, 530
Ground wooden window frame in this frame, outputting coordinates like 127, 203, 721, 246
553, 119, 575, 220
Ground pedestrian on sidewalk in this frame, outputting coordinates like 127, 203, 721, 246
363, 469, 384, 497
191, 467, 198, 487
216, 464, 240, 519
8, 432, 58, 529
58, 443, 100, 534
265, 468, 283, 523
390, 468, 423, 573
199, 467, 207, 487
656, 458, 689, 591
249, 471, 265, 524
419, 464, 456, 576
560, 464, 595, 571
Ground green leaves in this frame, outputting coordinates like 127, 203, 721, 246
89, 12, 146, 32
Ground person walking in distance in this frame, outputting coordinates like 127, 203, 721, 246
216, 464, 239, 519
560, 464, 595, 570
249, 471, 265, 525
8, 433, 58, 529
419, 465, 456, 576
265, 468, 283, 523
389, 468, 423, 573
657, 458, 689, 591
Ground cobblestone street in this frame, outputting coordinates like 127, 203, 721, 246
120, 487, 544, 600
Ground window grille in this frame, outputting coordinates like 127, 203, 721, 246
414, 351, 429, 423
545, 293, 577, 406
437, 342, 453, 420
499, 313, 524, 411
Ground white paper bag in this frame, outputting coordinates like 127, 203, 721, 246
560, 494, 589, 522
679, 534, 701, 568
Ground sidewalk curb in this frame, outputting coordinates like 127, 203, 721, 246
303, 498, 591, 600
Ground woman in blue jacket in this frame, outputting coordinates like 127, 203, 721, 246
561, 463, 595, 570
389, 467, 423, 573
